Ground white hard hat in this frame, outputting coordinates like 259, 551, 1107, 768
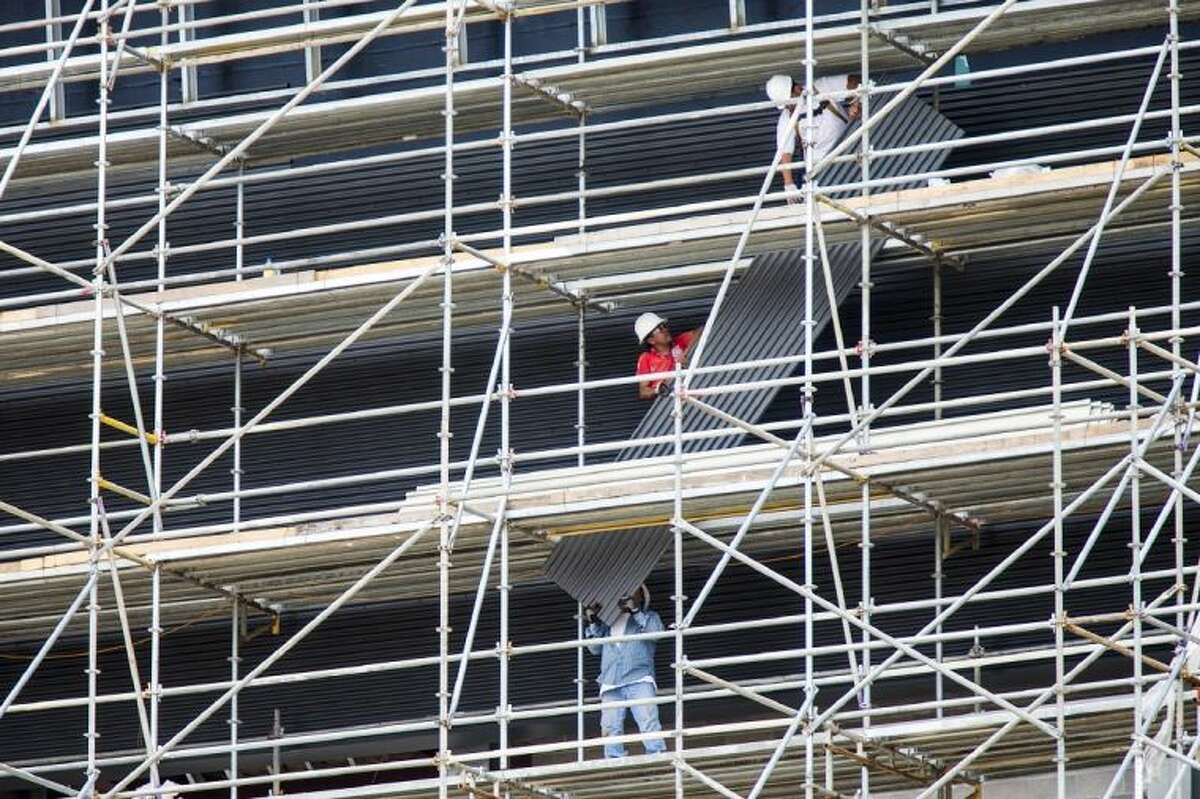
634, 312, 667, 344
766, 74, 793, 109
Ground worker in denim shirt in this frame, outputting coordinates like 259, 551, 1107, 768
583, 583, 667, 758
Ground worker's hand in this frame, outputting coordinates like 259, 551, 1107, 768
785, 184, 803, 207
584, 602, 602, 624
618, 595, 640, 614
656, 381, 671, 398
847, 100, 862, 122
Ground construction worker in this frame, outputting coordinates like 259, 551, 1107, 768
634, 312, 703, 400
766, 73, 862, 205
583, 584, 666, 758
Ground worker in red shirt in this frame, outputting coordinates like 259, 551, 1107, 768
634, 312, 703, 400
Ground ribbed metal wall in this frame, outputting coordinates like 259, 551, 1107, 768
0, 509, 1190, 769
0, 6, 1197, 781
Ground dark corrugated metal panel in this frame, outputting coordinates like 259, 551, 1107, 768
622, 245, 860, 460
544, 97, 963, 620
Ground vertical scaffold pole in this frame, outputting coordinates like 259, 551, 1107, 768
229, 598, 240, 799
87, 3, 111, 791
672, 360, 685, 798
498, 1, 514, 783
576, 303, 587, 468
933, 517, 945, 719
233, 354, 243, 534
1129, 305, 1146, 798
576, 0, 587, 237
576, 23, 587, 242
149, 5, 168, 790
574, 0, 588, 473
43, 0, 65, 121
857, 2, 873, 796
438, 1, 459, 796
235, 164, 245, 281
1051, 306, 1067, 799
149, 565, 161, 793
1168, 0, 1187, 775
801, 1, 817, 796
178, 0, 197, 103
574, 11, 589, 754
933, 263, 943, 421
575, 601, 585, 761
857, 7, 873, 452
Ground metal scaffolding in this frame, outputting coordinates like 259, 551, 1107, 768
2, 0, 1200, 797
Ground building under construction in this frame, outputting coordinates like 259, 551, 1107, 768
2, 0, 1200, 796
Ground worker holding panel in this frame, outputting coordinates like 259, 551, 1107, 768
766, 72, 862, 205
583, 584, 667, 758
634, 312, 703, 400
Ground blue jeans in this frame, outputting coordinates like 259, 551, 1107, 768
600, 681, 666, 758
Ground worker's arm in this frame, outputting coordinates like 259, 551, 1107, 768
584, 619, 609, 656
775, 109, 801, 206
680, 327, 704, 365
638, 380, 661, 401
628, 608, 665, 635
846, 74, 862, 122
780, 150, 795, 190
780, 150, 802, 207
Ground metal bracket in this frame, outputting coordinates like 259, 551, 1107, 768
513, 74, 590, 118
454, 762, 571, 799
173, 315, 269, 365
449, 237, 612, 313
242, 610, 284, 642
508, 263, 613, 313
116, 292, 270, 365
119, 42, 166, 73
164, 125, 245, 163
942, 518, 982, 559
472, 0, 511, 17
816, 193, 965, 272
867, 24, 939, 65
825, 721, 981, 791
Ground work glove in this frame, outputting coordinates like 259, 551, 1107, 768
618, 596, 640, 614
583, 602, 602, 624
785, 184, 803, 207
656, 381, 671, 398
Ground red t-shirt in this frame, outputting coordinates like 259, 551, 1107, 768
636, 331, 696, 389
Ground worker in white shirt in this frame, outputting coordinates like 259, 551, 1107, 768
765, 73, 862, 204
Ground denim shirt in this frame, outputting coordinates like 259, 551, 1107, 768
585, 609, 664, 689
